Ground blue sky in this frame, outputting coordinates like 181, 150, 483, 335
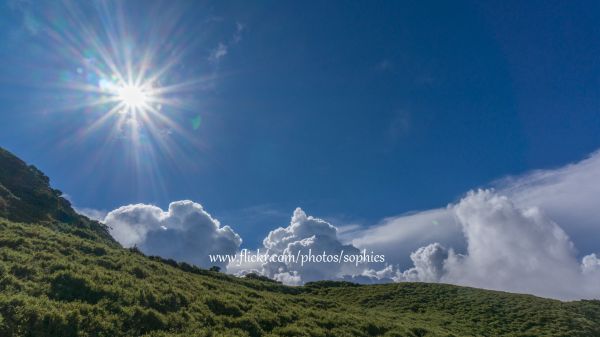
1, 0, 600, 253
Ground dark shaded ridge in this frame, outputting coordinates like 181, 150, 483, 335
0, 147, 116, 245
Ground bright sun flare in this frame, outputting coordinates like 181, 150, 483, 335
51, 1, 200, 148
117, 84, 149, 109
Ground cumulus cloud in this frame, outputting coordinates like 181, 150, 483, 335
582, 254, 600, 274
233, 208, 389, 285
99, 149, 600, 299
105, 201, 241, 269
499, 150, 600, 256
337, 150, 600, 299
348, 151, 600, 267
262, 208, 363, 283
398, 190, 600, 300
399, 243, 449, 282
349, 208, 463, 269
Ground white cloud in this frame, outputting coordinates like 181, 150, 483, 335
235, 208, 388, 285
399, 190, 600, 300
233, 22, 245, 43
399, 243, 449, 282
349, 208, 463, 269
499, 150, 600, 256
75, 207, 108, 222
225, 248, 264, 276
105, 200, 241, 269
582, 254, 600, 274
99, 149, 600, 299
341, 150, 600, 299
273, 271, 302, 286
348, 151, 600, 267
446, 190, 582, 299
263, 208, 338, 252
209, 43, 228, 62
208, 22, 244, 63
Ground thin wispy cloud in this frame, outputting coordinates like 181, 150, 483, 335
208, 22, 245, 64
209, 42, 228, 62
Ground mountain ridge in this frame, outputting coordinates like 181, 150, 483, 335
0, 147, 115, 246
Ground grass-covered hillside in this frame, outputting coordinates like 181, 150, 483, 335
2, 219, 600, 337
0, 146, 599, 337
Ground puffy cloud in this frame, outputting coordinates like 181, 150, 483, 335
446, 190, 582, 299
582, 254, 600, 274
349, 208, 463, 269
347, 150, 600, 270
272, 271, 302, 286
499, 150, 600, 256
399, 243, 449, 282
105, 200, 241, 269
235, 208, 388, 285
338, 150, 600, 299
400, 190, 600, 300
106, 204, 163, 247
100, 150, 600, 299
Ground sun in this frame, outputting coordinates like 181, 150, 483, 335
45, 1, 205, 150
117, 84, 149, 109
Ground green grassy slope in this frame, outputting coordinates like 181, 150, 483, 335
0, 146, 599, 336
1, 219, 599, 337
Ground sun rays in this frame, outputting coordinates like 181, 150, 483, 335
19, 1, 220, 199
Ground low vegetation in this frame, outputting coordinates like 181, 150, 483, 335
0, 219, 599, 337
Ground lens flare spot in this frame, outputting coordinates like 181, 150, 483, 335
191, 115, 202, 130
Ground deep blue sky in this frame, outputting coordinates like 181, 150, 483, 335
1, 1, 599, 247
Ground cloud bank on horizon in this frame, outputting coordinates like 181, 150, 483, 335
100, 149, 600, 300
104, 201, 241, 269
